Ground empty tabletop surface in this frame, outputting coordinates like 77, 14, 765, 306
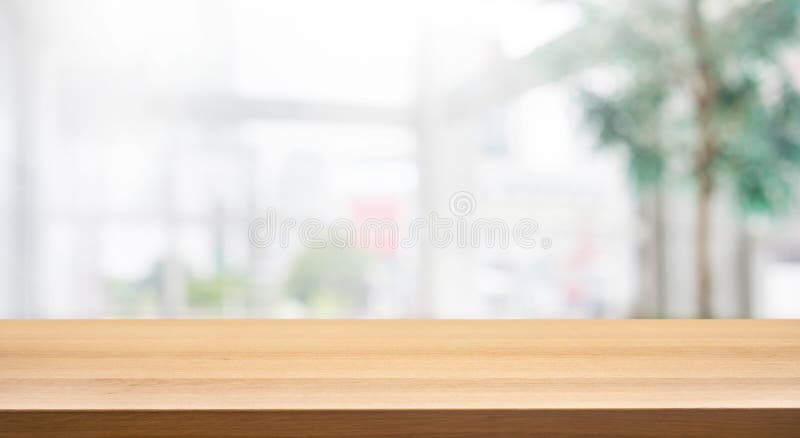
1, 319, 799, 411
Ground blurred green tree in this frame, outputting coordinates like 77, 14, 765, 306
567, 0, 800, 317
187, 271, 248, 312
286, 246, 369, 317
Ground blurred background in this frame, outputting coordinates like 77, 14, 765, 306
0, 0, 798, 318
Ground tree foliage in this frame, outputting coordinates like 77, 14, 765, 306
571, 0, 800, 214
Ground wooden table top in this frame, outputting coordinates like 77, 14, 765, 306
1, 319, 799, 437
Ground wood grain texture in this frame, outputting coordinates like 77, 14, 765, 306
1, 320, 799, 437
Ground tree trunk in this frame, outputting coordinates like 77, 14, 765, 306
635, 189, 667, 318
696, 174, 713, 319
736, 223, 753, 318
688, 0, 717, 318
